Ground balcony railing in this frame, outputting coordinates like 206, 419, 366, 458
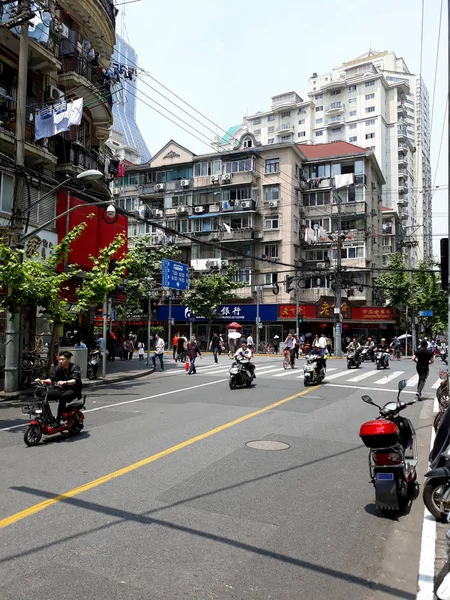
61, 56, 113, 109
0, 96, 56, 155
54, 138, 105, 173
325, 102, 345, 113
97, 0, 117, 28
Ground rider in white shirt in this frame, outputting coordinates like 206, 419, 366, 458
234, 341, 255, 378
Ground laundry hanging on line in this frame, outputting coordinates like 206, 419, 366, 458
35, 98, 84, 141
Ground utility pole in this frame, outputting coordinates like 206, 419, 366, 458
333, 188, 343, 357
4, 3, 29, 392
102, 297, 108, 378
255, 285, 262, 352
168, 293, 172, 349
146, 291, 152, 366
295, 274, 300, 336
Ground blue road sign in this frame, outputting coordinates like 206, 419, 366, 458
418, 310, 433, 317
162, 259, 189, 290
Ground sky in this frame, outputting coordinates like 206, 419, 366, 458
117, 0, 447, 257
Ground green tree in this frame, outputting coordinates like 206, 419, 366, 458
118, 238, 180, 319
411, 260, 447, 336
374, 253, 410, 310
182, 266, 245, 339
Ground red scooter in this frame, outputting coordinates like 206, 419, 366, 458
359, 379, 418, 512
22, 381, 85, 446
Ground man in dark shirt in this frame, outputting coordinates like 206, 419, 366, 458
42, 351, 82, 425
413, 340, 434, 401
209, 332, 221, 364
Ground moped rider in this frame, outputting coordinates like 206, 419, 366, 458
347, 337, 361, 356
376, 338, 390, 366
234, 341, 255, 380
35, 350, 82, 426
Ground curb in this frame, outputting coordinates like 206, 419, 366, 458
0, 367, 156, 403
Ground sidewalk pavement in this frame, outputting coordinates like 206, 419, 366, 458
0, 355, 156, 402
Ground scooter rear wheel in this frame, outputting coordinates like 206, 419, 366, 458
24, 424, 42, 447
68, 414, 84, 435
229, 377, 237, 390
423, 480, 449, 522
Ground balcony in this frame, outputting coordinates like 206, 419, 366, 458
0, 97, 57, 166
325, 102, 345, 114
54, 139, 106, 180
191, 258, 227, 271
398, 143, 408, 154
58, 1, 115, 58
221, 171, 259, 186
397, 124, 408, 139
398, 155, 407, 167
59, 55, 113, 138
325, 116, 345, 127
397, 103, 407, 117
139, 184, 165, 196
276, 122, 295, 134
221, 229, 255, 242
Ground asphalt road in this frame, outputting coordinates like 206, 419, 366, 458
0, 353, 440, 600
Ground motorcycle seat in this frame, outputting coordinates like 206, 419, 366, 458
64, 401, 84, 410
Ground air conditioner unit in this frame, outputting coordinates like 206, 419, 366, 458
221, 260, 229, 267
194, 206, 205, 214
222, 201, 232, 211
207, 260, 219, 269
54, 22, 69, 39
209, 233, 220, 241
222, 173, 232, 183
45, 85, 64, 102
180, 179, 190, 187
153, 234, 164, 244
177, 206, 188, 215
317, 262, 326, 269
152, 209, 163, 218
253, 231, 263, 240
154, 183, 165, 192
269, 200, 278, 208
240, 201, 252, 209
210, 175, 219, 184
112, 188, 120, 196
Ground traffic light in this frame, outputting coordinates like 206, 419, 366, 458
141, 298, 159, 314
150, 298, 159, 313
298, 310, 303, 324
285, 275, 295, 293
440, 238, 448, 291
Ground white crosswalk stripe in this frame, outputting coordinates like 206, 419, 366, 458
324, 370, 353, 381
406, 374, 419, 387
346, 370, 379, 382
374, 371, 404, 385
431, 378, 442, 389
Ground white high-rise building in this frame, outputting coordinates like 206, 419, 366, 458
222, 50, 431, 262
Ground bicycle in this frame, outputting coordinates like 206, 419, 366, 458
283, 349, 295, 370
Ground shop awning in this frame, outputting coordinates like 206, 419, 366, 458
189, 213, 220, 219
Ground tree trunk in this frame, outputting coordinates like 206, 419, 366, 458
46, 316, 60, 376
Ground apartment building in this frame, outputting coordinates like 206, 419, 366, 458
219, 50, 431, 263
118, 137, 394, 342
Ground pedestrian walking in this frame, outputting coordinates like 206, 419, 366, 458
152, 334, 165, 371
247, 334, 254, 355
126, 337, 134, 360
294, 335, 300, 359
177, 334, 187, 362
413, 339, 434, 401
209, 331, 221, 364
187, 336, 202, 374
137, 341, 145, 361
273, 334, 280, 354
172, 332, 179, 361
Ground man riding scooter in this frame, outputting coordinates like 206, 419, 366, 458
234, 340, 256, 380
376, 338, 390, 367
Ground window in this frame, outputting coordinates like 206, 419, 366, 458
369, 145, 376, 151
0, 172, 13, 213
333, 244, 365, 259
315, 93, 323, 100
365, 93, 375, 100
168, 195, 190, 208
303, 248, 330, 262
281, 110, 291, 118
223, 158, 253, 173
298, 119, 305, 124
194, 162, 208, 177
330, 89, 341, 96
365, 80, 375, 87
264, 216, 279, 230
264, 244, 279, 259
305, 275, 332, 289
316, 118, 323, 124
128, 173, 139, 186
254, 129, 261, 135
302, 191, 331, 206
119, 197, 139, 212
268, 114, 275, 121
348, 97, 357, 104
310, 163, 330, 178
349, 110, 357, 117
264, 185, 280, 201
243, 137, 253, 148
365, 106, 375, 113
315, 106, 323, 112
298, 131, 306, 137
268, 126, 275, 133
349, 123, 357, 130
280, 134, 292, 142
365, 119, 375, 126
315, 130, 324, 137
365, 132, 375, 139
348, 85, 357, 92
349, 136, 357, 142
253, 118, 261, 125
265, 158, 280, 173
268, 138, 274, 145
305, 217, 331, 231
236, 269, 251, 284
222, 187, 252, 202
330, 127, 341, 133
264, 272, 278, 285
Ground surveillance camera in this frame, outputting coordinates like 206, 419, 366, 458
106, 204, 116, 219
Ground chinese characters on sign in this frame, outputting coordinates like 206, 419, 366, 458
220, 306, 242, 317
316, 297, 352, 319
356, 307, 394, 321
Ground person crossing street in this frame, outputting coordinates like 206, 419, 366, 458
413, 339, 434, 401
209, 332, 221, 364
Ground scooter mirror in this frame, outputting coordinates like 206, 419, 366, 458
398, 379, 407, 391
362, 395, 374, 405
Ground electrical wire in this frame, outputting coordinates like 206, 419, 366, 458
430, 0, 444, 134
432, 96, 448, 189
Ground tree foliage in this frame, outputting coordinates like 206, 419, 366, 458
118, 238, 180, 318
411, 260, 447, 334
182, 266, 245, 320
374, 253, 410, 309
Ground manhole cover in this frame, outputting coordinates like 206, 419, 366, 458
245, 440, 290, 451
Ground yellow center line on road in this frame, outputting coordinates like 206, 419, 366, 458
0, 386, 318, 530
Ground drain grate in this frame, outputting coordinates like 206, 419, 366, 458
245, 440, 290, 451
